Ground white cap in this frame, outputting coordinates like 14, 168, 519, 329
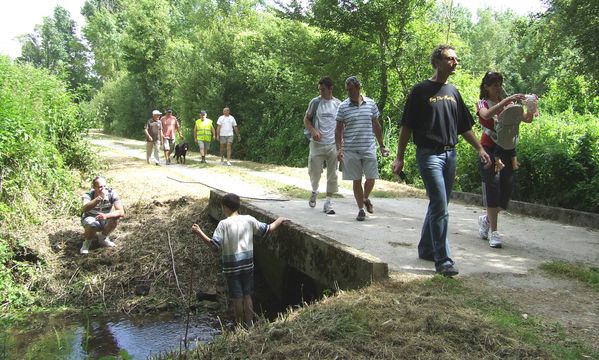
152, 110, 162, 116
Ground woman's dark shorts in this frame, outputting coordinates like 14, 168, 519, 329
225, 271, 254, 299
479, 146, 514, 209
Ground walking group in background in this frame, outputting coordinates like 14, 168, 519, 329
80, 44, 538, 327
145, 107, 241, 166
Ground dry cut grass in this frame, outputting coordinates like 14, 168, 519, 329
181, 276, 550, 360
27, 197, 224, 314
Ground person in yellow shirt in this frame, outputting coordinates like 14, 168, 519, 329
194, 110, 216, 163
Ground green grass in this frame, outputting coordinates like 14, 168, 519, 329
540, 261, 599, 292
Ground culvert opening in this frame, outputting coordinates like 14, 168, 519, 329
253, 263, 329, 319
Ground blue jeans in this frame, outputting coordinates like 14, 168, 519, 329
416, 147, 457, 269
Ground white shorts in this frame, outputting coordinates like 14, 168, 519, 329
342, 150, 379, 180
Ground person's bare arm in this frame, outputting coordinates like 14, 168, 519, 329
216, 125, 221, 141
234, 126, 241, 142
144, 127, 153, 142
81, 195, 101, 213
304, 114, 321, 142
478, 94, 525, 120
371, 117, 388, 156
335, 121, 344, 161
392, 125, 412, 175
267, 217, 288, 233
462, 130, 491, 166
192, 224, 214, 247
96, 201, 125, 220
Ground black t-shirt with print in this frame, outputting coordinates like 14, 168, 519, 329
400, 80, 473, 149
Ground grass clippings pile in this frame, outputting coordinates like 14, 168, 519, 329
174, 276, 553, 360
28, 196, 223, 314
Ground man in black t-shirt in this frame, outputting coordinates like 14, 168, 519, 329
392, 45, 490, 277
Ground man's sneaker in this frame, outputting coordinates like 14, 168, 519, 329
98, 236, 116, 248
80, 240, 90, 255
436, 264, 459, 277
226, 161, 232, 166
478, 215, 489, 240
323, 200, 335, 215
364, 199, 374, 214
489, 231, 502, 248
166, 158, 171, 165
356, 209, 366, 221
309, 192, 317, 208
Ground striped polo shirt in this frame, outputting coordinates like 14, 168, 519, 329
336, 96, 380, 153
211, 215, 269, 275
82, 188, 120, 218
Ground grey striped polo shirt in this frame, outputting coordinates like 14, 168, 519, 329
336, 96, 380, 153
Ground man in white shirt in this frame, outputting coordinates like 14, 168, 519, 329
304, 76, 341, 214
216, 107, 241, 166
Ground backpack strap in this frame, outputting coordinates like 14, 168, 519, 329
310, 97, 321, 131
304, 97, 321, 140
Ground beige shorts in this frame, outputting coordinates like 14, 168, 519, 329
164, 138, 175, 151
198, 141, 210, 151
219, 135, 233, 144
342, 150, 379, 180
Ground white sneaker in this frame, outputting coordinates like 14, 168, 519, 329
478, 215, 489, 240
309, 191, 317, 208
80, 240, 90, 255
323, 200, 335, 215
98, 234, 116, 248
226, 161, 231, 166
489, 231, 502, 248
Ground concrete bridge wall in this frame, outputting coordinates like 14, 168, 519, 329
207, 190, 388, 299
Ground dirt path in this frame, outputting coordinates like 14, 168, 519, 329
90, 132, 599, 349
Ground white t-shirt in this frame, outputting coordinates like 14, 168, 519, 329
305, 97, 341, 144
217, 115, 237, 136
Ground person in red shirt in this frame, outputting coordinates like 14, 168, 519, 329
160, 109, 184, 165
476, 71, 534, 248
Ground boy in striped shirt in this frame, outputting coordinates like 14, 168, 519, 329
191, 193, 286, 326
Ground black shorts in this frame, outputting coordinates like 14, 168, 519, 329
479, 146, 514, 209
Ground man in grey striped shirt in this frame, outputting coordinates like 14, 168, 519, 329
335, 76, 389, 221
80, 176, 125, 254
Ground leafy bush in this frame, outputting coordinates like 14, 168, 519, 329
0, 56, 98, 311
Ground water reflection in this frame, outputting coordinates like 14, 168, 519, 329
3, 312, 220, 359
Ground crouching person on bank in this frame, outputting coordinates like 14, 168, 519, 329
191, 193, 287, 327
80, 176, 125, 255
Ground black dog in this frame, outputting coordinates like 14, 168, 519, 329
174, 143, 189, 164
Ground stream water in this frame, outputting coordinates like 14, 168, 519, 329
1, 312, 221, 359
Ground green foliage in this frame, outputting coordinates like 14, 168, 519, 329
544, 0, 599, 85
81, 71, 152, 136
0, 56, 98, 311
17, 6, 95, 100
